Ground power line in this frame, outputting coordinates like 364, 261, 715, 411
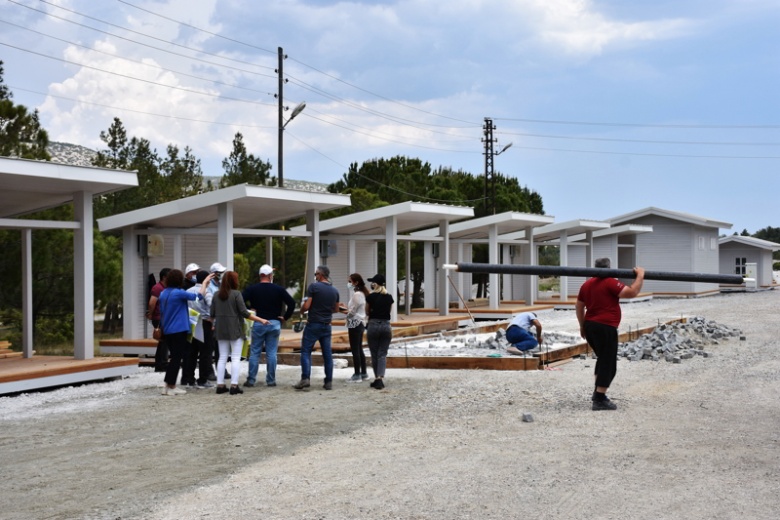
0, 20, 278, 97
9, 85, 277, 129
494, 116, 780, 130
90, 0, 479, 127
0, 42, 277, 108
116, 0, 277, 56
505, 144, 780, 159
11, 0, 276, 75
498, 129, 780, 146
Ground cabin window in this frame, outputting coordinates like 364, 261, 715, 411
735, 257, 747, 275
710, 237, 717, 250
698, 236, 706, 250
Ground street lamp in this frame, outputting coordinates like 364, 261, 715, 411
277, 101, 306, 188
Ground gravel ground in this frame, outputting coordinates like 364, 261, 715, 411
1, 290, 779, 520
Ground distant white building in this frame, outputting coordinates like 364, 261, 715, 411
718, 235, 780, 288
609, 207, 732, 298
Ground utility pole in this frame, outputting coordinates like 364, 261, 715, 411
276, 47, 286, 188
482, 118, 496, 215
482, 117, 512, 215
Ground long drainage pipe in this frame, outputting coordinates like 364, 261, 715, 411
443, 262, 745, 285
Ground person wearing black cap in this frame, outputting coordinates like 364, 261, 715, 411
365, 273, 394, 389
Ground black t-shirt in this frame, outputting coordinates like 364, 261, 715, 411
366, 292, 394, 320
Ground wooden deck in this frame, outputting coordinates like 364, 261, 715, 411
0, 356, 139, 395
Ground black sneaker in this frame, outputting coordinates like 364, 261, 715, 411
592, 399, 617, 411
370, 379, 385, 390
216, 386, 228, 394
243, 381, 255, 388
323, 381, 332, 390
229, 386, 244, 395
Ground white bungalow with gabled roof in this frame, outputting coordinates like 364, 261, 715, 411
718, 235, 780, 288
609, 207, 732, 297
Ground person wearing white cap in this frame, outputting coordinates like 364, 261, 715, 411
242, 264, 296, 388
206, 262, 229, 380
183, 263, 200, 290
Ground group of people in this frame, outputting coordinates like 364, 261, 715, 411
505, 257, 645, 411
152, 255, 641, 410
147, 261, 395, 395
293, 265, 394, 391
148, 261, 269, 396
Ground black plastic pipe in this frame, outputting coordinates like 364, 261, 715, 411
447, 262, 745, 285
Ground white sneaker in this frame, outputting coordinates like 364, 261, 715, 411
506, 346, 523, 356
161, 386, 187, 395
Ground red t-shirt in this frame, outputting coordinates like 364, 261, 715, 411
577, 277, 625, 328
150, 282, 165, 321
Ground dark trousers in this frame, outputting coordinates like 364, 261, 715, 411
152, 319, 168, 371
367, 319, 392, 378
181, 337, 212, 385
163, 331, 189, 387
203, 320, 218, 377
583, 321, 618, 389
348, 324, 367, 375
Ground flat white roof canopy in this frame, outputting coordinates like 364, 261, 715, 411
98, 183, 350, 232
307, 201, 473, 236
0, 157, 138, 218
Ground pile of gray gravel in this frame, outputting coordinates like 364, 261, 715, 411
618, 315, 743, 363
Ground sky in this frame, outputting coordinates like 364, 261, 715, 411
1, 0, 778, 234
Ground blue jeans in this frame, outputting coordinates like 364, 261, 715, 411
506, 326, 538, 351
248, 320, 281, 385
300, 321, 333, 383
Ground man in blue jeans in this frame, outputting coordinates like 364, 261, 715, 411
242, 264, 296, 388
505, 311, 543, 355
295, 265, 340, 390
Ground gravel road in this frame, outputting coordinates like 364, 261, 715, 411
1, 290, 778, 520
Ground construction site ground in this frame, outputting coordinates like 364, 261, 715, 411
1, 289, 778, 520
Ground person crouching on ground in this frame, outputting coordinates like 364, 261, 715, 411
365, 273, 394, 390
210, 271, 269, 395
576, 257, 645, 411
505, 311, 543, 355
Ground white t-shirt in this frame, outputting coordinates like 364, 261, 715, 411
510, 312, 537, 332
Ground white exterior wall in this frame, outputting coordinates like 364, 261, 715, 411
133, 233, 219, 339
566, 236, 618, 295
508, 244, 531, 302
691, 225, 721, 293
719, 243, 773, 286
631, 216, 722, 295
326, 239, 378, 304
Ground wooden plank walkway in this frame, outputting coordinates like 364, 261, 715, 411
0, 356, 139, 395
